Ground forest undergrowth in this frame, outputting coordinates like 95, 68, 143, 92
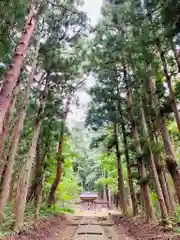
0, 204, 74, 237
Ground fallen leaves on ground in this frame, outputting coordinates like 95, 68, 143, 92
112, 215, 180, 240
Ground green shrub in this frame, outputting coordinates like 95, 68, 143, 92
39, 204, 74, 218
0, 203, 74, 237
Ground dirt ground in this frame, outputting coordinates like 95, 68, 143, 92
3, 210, 180, 240
112, 214, 180, 240
5, 214, 76, 240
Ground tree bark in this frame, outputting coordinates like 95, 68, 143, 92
148, 151, 169, 219
140, 104, 168, 220
8, 178, 15, 202
153, 132, 175, 213
164, 172, 176, 210
157, 163, 174, 213
147, 64, 180, 204
117, 96, 138, 216
147, 13, 180, 132
156, 39, 180, 133
114, 194, 119, 208
123, 64, 153, 221
0, 80, 20, 160
0, 81, 20, 182
14, 83, 48, 232
160, 112, 180, 204
104, 172, 110, 209
26, 136, 45, 202
0, 4, 40, 134
15, 117, 42, 231
34, 172, 45, 220
169, 39, 180, 72
0, 43, 41, 225
114, 123, 127, 214
47, 96, 71, 205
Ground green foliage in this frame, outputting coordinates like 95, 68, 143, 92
0, 0, 28, 66
150, 191, 160, 218
175, 82, 180, 100
0, 203, 74, 237
83, 0, 180, 222
167, 120, 180, 161
1, 0, 180, 233
44, 134, 82, 202
39, 204, 74, 216
96, 177, 117, 193
173, 206, 180, 227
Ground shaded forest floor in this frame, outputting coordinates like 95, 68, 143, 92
2, 211, 180, 240
4, 214, 76, 240
112, 214, 180, 240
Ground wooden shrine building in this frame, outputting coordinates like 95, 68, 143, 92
80, 192, 98, 210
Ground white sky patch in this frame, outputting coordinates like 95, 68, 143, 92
81, 0, 103, 26
67, 0, 102, 128
67, 75, 96, 128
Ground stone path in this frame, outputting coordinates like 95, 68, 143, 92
70, 213, 130, 240
6, 211, 133, 240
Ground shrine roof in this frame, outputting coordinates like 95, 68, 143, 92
80, 192, 98, 199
